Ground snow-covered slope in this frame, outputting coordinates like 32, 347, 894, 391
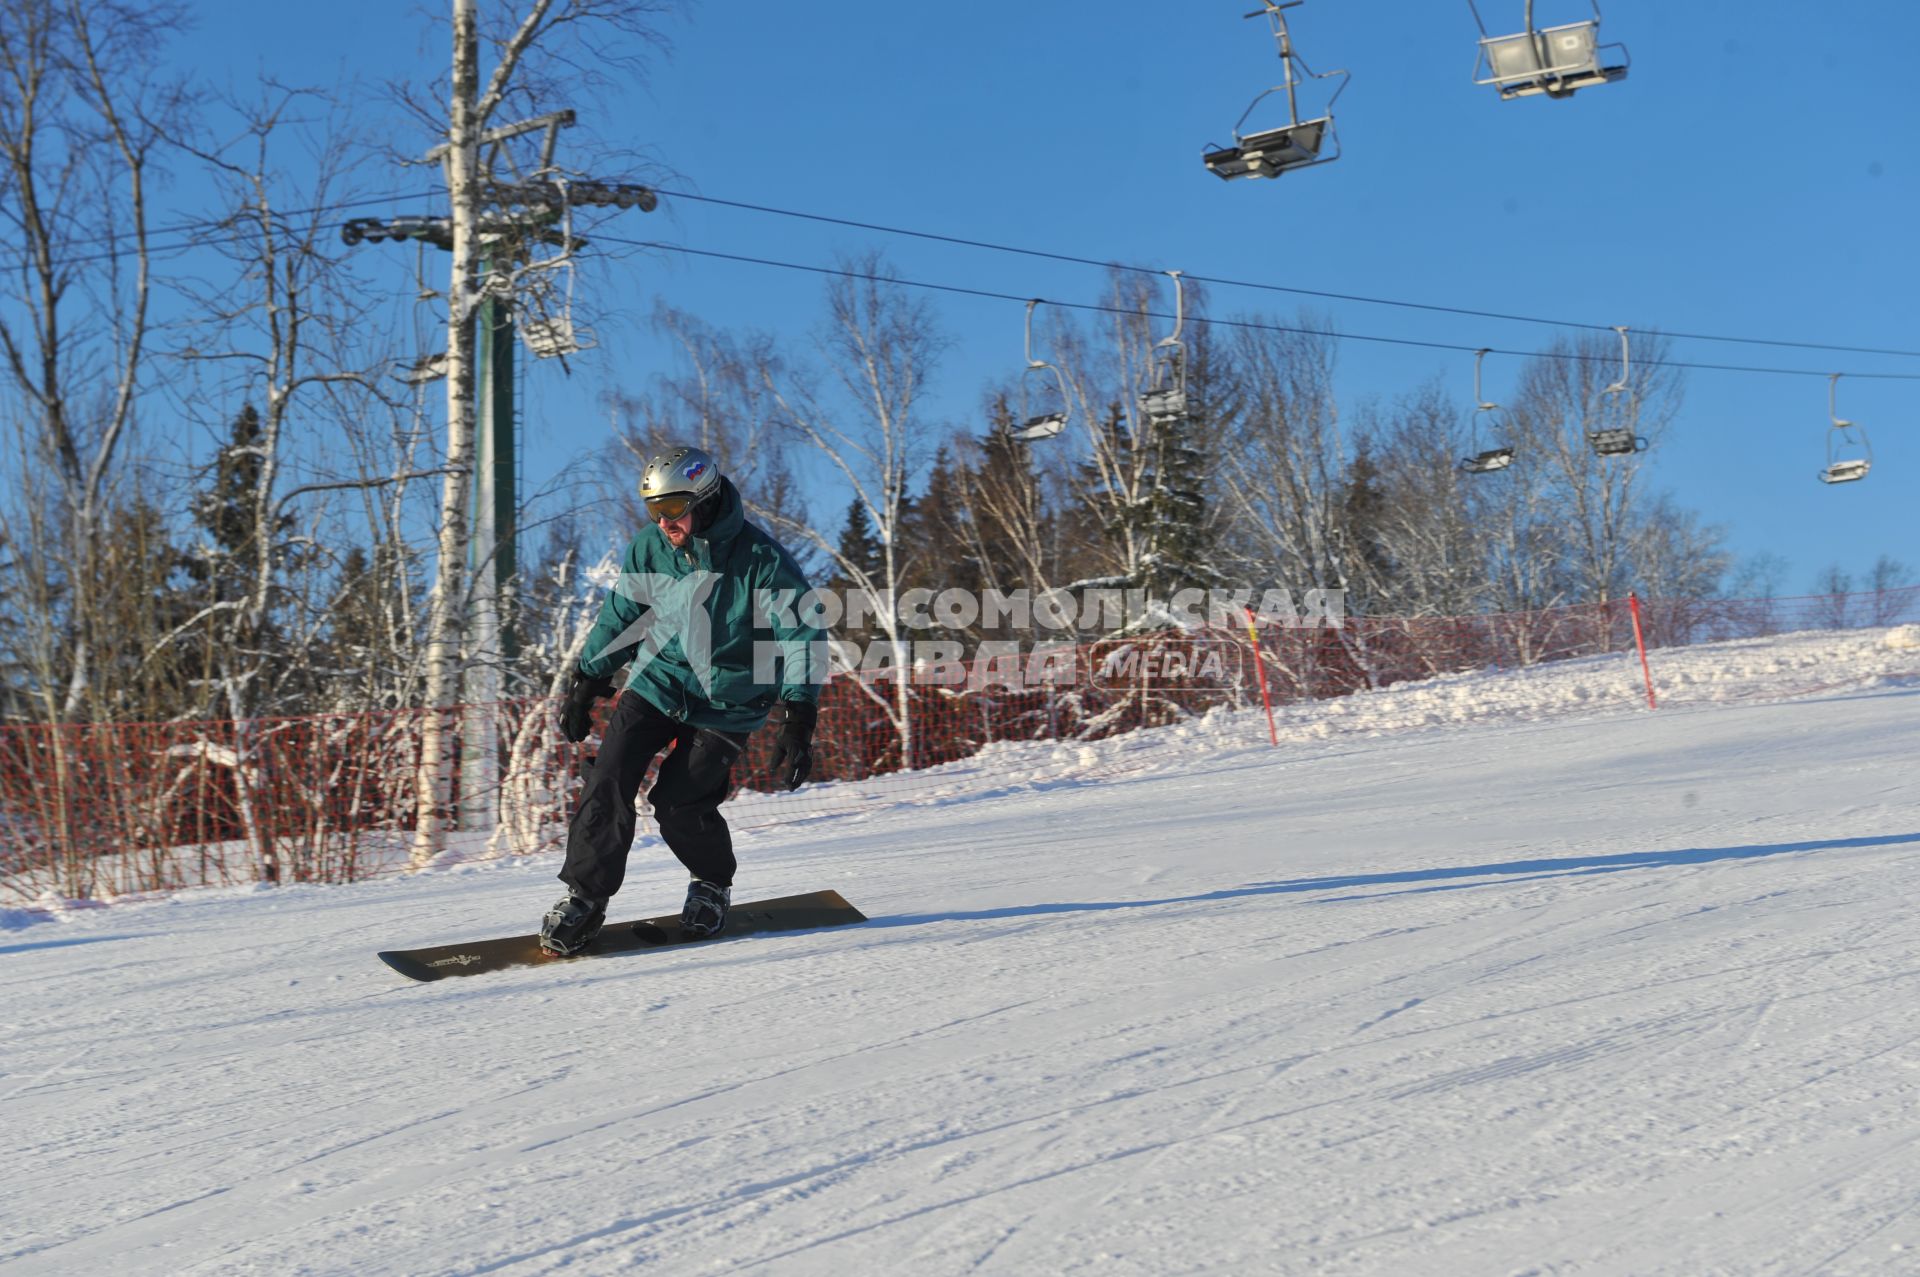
4, 631, 1919, 1276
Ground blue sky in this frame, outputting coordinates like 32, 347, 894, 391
178, 0, 1917, 593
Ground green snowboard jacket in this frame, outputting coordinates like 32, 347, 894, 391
577, 478, 823, 732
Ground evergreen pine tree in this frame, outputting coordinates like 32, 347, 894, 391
828, 499, 885, 642
324, 544, 407, 710
184, 403, 297, 712
0, 527, 24, 719
1339, 441, 1396, 611
1082, 323, 1228, 629
193, 406, 265, 579
1139, 409, 1216, 600
92, 497, 201, 718
902, 445, 982, 642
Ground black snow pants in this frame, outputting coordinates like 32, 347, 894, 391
560, 691, 753, 903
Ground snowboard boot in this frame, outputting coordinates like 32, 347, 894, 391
681, 879, 731, 939
539, 893, 607, 956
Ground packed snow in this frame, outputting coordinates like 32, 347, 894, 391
4, 628, 1918, 1275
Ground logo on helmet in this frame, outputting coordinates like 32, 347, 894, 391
683, 460, 708, 482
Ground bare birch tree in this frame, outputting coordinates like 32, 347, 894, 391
1622, 494, 1729, 605
151, 87, 436, 879
1214, 319, 1358, 597
1508, 330, 1684, 608
487, 544, 606, 858
167, 88, 420, 699
1356, 383, 1487, 617
0, 0, 191, 722
1866, 555, 1916, 627
408, 0, 674, 864
758, 256, 945, 770
952, 405, 1061, 607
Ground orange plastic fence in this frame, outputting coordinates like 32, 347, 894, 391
2, 587, 1913, 903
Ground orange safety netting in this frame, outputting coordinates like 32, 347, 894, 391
3, 587, 1914, 903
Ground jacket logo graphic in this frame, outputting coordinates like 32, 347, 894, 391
587, 571, 723, 695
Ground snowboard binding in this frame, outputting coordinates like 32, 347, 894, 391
539, 894, 607, 956
681, 879, 731, 939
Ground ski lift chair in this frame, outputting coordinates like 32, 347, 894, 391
1460, 349, 1516, 473
1011, 393, 1067, 441
1139, 347, 1189, 421
1463, 445, 1515, 473
1819, 373, 1872, 484
521, 316, 596, 359
1471, 1, 1628, 100
1009, 300, 1070, 443
1586, 427, 1646, 457
1587, 325, 1647, 457
1204, 2, 1349, 181
518, 261, 596, 360
1203, 113, 1333, 181
1138, 271, 1190, 422
1136, 349, 1182, 418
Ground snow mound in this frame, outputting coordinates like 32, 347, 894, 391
1884, 624, 1920, 651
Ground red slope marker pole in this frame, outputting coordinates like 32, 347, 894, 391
1629, 591, 1657, 709
1244, 607, 1280, 745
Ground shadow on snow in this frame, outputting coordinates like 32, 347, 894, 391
867, 831, 1920, 928
0, 933, 140, 957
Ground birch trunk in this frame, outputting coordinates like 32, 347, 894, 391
411, 0, 482, 866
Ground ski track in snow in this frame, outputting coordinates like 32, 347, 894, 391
3, 628, 1919, 1275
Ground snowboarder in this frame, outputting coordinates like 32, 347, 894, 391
540, 445, 824, 955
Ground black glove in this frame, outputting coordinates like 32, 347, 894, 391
769, 700, 818, 791
559, 670, 616, 743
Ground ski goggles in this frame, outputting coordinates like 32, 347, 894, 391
645, 493, 697, 521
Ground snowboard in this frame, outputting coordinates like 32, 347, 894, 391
376, 889, 866, 983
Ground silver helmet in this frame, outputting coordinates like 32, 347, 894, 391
639, 445, 722, 520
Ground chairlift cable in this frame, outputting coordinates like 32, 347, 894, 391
640, 186, 1920, 361
594, 233, 1920, 383
0, 191, 445, 269
11, 192, 1915, 383
9, 181, 1913, 364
